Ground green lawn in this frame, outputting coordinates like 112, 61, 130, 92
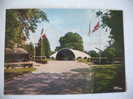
4, 67, 36, 80
71, 63, 126, 93
92, 64, 126, 93
5, 67, 36, 73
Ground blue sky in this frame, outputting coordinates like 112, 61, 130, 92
30, 8, 111, 52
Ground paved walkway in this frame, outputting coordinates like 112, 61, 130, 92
33, 60, 91, 73
5, 61, 93, 94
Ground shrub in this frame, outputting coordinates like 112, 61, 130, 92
77, 57, 81, 60
41, 58, 48, 64
84, 57, 87, 59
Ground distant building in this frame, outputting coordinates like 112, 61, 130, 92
50, 48, 91, 60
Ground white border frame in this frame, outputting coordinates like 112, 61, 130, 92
0, 0, 133, 99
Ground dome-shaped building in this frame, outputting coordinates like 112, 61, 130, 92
50, 48, 91, 60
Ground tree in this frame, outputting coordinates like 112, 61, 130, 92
23, 42, 34, 56
96, 10, 124, 57
5, 9, 49, 48
101, 48, 116, 62
96, 10, 125, 90
88, 50, 99, 57
43, 37, 51, 57
37, 33, 51, 57
57, 32, 84, 51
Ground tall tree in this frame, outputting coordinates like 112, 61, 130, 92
96, 10, 124, 57
101, 47, 116, 62
57, 32, 84, 51
6, 9, 49, 48
37, 32, 51, 57
97, 10, 126, 90
23, 42, 34, 56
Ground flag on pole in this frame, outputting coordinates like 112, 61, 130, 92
40, 28, 46, 39
92, 21, 100, 32
41, 33, 46, 39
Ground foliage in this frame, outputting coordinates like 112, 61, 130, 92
37, 36, 51, 57
92, 64, 125, 93
41, 58, 48, 64
50, 50, 55, 55
101, 48, 116, 63
77, 58, 91, 64
6, 9, 48, 48
56, 32, 84, 51
5, 67, 36, 73
71, 64, 125, 93
23, 42, 34, 56
5, 67, 36, 80
96, 10, 124, 57
88, 50, 99, 57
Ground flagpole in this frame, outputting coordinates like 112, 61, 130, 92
41, 29, 43, 61
98, 16, 101, 64
41, 37, 42, 60
34, 34, 36, 61
88, 10, 102, 64
99, 31, 101, 64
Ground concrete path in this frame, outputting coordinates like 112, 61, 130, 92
5, 61, 93, 94
33, 60, 91, 73
5, 72, 93, 94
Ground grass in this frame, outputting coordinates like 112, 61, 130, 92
4, 60, 125, 93
4, 67, 36, 80
5, 67, 36, 73
71, 63, 126, 93
92, 64, 126, 93
77, 58, 91, 64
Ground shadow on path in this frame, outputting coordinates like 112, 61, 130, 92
5, 69, 93, 94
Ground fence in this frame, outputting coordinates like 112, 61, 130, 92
90, 57, 123, 64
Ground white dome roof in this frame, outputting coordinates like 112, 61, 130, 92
50, 52, 57, 58
70, 49, 91, 58
50, 48, 91, 59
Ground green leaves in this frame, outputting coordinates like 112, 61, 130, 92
57, 32, 84, 51
37, 36, 51, 57
88, 50, 99, 57
96, 11, 103, 17
6, 9, 49, 48
96, 10, 124, 57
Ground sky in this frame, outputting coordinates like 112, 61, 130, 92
30, 8, 111, 52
